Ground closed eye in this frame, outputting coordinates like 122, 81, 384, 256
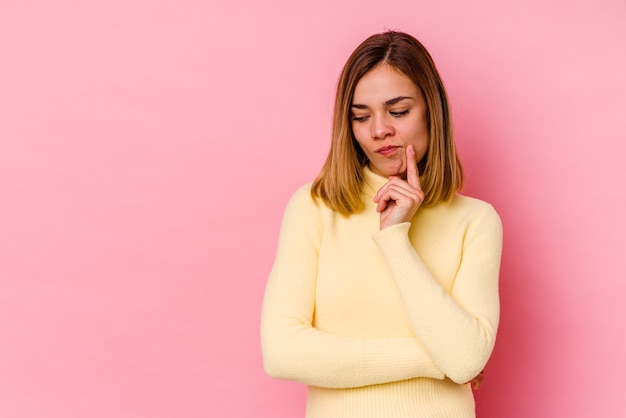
390, 110, 409, 117
351, 115, 370, 122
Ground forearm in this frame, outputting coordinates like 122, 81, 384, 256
261, 312, 444, 388
372, 210, 502, 384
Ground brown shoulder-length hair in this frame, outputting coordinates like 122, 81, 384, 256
311, 31, 464, 215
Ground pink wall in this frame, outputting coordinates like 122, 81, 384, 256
1, 0, 624, 416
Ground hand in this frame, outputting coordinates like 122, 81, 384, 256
373, 145, 425, 230
467, 369, 485, 390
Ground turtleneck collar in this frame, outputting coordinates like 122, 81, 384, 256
362, 165, 390, 198
361, 165, 427, 199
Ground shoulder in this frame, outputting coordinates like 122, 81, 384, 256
281, 182, 331, 229
287, 182, 314, 203
451, 194, 503, 236
429, 194, 502, 232
284, 182, 319, 213
450, 194, 499, 216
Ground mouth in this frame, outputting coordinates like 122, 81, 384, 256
376, 145, 401, 156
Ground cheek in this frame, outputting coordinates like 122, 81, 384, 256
352, 139, 367, 156
351, 126, 369, 149
410, 121, 429, 147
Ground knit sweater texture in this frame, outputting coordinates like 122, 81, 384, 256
261, 167, 503, 417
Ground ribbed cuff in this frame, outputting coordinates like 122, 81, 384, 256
361, 337, 444, 382
371, 222, 442, 301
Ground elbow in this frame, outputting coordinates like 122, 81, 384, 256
262, 358, 282, 380
260, 311, 307, 381
446, 323, 498, 384
262, 344, 304, 383
260, 312, 287, 380
261, 332, 294, 381
442, 341, 493, 385
446, 363, 486, 385
444, 346, 494, 385
262, 345, 286, 380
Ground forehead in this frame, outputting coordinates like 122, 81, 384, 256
353, 65, 419, 102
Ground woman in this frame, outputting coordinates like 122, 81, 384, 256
261, 31, 502, 417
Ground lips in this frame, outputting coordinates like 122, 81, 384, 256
376, 145, 400, 156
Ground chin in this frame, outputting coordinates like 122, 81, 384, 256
388, 164, 406, 178
370, 161, 405, 178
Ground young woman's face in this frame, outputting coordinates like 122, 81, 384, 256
351, 65, 429, 178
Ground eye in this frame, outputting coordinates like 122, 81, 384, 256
351, 115, 370, 122
390, 109, 409, 117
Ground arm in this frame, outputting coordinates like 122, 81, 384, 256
260, 186, 444, 389
372, 205, 503, 384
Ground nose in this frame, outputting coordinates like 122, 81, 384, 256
371, 114, 394, 139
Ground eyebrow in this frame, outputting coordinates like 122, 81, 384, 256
351, 96, 414, 109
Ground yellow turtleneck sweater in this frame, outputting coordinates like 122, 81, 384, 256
261, 167, 503, 417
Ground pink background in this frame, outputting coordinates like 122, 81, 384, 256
1, 0, 625, 416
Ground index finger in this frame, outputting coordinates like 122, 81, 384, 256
406, 145, 420, 189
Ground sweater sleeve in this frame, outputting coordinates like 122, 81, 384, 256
372, 204, 503, 384
260, 186, 445, 389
